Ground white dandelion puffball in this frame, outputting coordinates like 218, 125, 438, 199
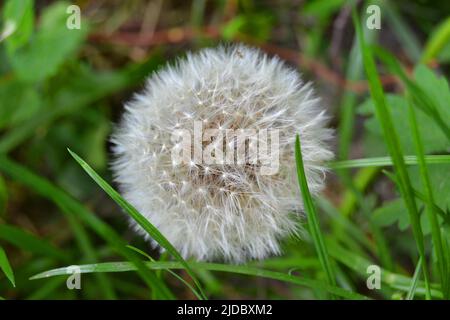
111, 45, 333, 263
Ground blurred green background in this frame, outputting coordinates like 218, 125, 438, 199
1, 0, 450, 300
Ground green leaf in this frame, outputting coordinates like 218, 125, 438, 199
359, 94, 449, 155
0, 81, 42, 130
8, 1, 88, 82
0, 57, 162, 153
409, 166, 450, 221
0, 245, 15, 287
68, 149, 207, 300
413, 65, 450, 126
371, 199, 408, 230
2, 0, 34, 51
30, 261, 368, 300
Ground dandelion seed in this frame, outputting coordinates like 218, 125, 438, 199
111, 44, 333, 263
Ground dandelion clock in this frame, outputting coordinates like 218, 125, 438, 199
111, 45, 333, 263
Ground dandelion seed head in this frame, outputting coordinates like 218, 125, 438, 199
111, 44, 333, 263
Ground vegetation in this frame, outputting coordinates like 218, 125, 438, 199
1, 0, 450, 299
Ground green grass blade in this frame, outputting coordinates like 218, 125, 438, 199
295, 135, 337, 293
30, 261, 368, 300
0, 174, 7, 217
127, 245, 203, 300
0, 155, 175, 299
0, 245, 15, 287
353, 10, 431, 299
407, 96, 448, 298
383, 1, 421, 62
65, 214, 116, 299
329, 155, 450, 169
0, 224, 69, 262
68, 149, 206, 300
406, 256, 422, 300
327, 241, 441, 298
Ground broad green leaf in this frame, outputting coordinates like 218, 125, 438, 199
0, 81, 41, 129
2, 0, 34, 51
371, 199, 408, 230
0, 56, 163, 153
359, 95, 449, 155
409, 165, 450, 216
413, 65, 450, 124
9, 2, 88, 82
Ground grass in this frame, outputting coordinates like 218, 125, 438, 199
68, 149, 207, 300
1, 1, 450, 300
353, 9, 431, 298
295, 135, 337, 295
29, 261, 367, 300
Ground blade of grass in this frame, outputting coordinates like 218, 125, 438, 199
0, 155, 175, 299
68, 149, 206, 300
422, 16, 450, 64
295, 135, 337, 294
0, 245, 15, 287
338, 0, 377, 160
30, 261, 368, 300
406, 256, 422, 300
0, 224, 69, 262
65, 214, 116, 299
338, 167, 379, 216
126, 245, 203, 300
327, 241, 441, 298
0, 174, 7, 217
353, 10, 431, 299
317, 197, 373, 252
383, 1, 421, 62
407, 94, 448, 298
330, 155, 450, 169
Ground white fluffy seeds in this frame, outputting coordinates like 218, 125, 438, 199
111, 45, 333, 263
